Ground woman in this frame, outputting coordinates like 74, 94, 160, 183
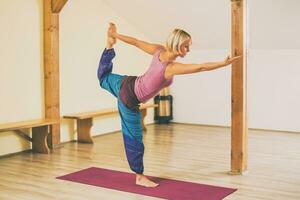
98, 23, 241, 187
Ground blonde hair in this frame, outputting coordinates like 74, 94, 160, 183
166, 28, 191, 53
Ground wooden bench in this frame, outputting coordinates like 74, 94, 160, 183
64, 103, 158, 143
0, 119, 59, 154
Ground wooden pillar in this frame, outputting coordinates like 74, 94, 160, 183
158, 89, 166, 116
231, 0, 248, 174
158, 88, 170, 116
43, 0, 68, 148
164, 88, 171, 117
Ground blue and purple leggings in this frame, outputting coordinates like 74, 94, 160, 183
97, 48, 144, 174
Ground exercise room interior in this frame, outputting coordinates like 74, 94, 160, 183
1, 0, 299, 199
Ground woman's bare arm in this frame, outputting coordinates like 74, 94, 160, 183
108, 23, 162, 55
164, 56, 242, 79
114, 33, 163, 55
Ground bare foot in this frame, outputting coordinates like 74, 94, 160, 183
106, 36, 115, 49
136, 174, 159, 188
106, 23, 116, 49
108, 22, 117, 38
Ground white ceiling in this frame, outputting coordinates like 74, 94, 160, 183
102, 0, 231, 50
102, 0, 300, 49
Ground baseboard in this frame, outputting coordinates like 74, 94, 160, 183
171, 122, 231, 129
170, 122, 300, 134
0, 149, 32, 159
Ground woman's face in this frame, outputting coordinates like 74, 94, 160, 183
178, 38, 192, 57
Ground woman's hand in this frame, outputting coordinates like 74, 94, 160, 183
108, 22, 117, 38
223, 55, 242, 66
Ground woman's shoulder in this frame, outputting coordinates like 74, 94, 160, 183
154, 45, 166, 54
153, 46, 167, 60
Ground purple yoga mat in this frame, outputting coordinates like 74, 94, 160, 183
57, 167, 236, 200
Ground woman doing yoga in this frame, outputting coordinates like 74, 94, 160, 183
98, 23, 241, 187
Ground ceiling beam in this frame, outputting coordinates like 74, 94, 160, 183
51, 0, 68, 13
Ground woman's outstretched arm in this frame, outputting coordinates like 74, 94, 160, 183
164, 55, 242, 79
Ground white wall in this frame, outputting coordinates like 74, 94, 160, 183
247, 0, 300, 131
0, 0, 155, 156
171, 0, 300, 132
247, 50, 300, 131
0, 0, 43, 155
59, 0, 154, 142
249, 0, 300, 49
1, 0, 299, 156
103, 0, 300, 132
171, 50, 231, 126
0, 0, 43, 123
171, 49, 300, 132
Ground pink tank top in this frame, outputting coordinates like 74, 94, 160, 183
134, 48, 173, 103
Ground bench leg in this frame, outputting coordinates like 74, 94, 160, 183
77, 118, 93, 143
141, 109, 147, 131
32, 126, 50, 154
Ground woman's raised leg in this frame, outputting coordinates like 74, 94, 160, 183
97, 23, 117, 84
99, 23, 158, 187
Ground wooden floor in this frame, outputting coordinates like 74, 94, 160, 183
0, 123, 299, 200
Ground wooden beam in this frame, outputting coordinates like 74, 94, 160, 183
51, 0, 68, 13
231, 0, 248, 174
44, 0, 61, 148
